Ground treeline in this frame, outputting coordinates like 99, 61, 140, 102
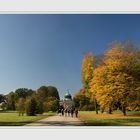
73, 88, 95, 111
0, 86, 60, 116
74, 42, 140, 115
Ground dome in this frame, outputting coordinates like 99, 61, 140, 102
64, 93, 72, 101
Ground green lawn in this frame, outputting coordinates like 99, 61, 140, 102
0, 111, 55, 126
79, 111, 140, 126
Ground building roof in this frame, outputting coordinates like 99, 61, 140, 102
64, 93, 72, 101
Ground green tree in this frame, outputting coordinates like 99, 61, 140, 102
36, 100, 44, 114
0, 102, 7, 111
37, 86, 60, 100
0, 94, 5, 103
25, 97, 37, 116
46, 86, 60, 100
15, 88, 34, 100
6, 92, 16, 110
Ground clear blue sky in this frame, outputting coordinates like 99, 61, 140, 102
0, 14, 140, 98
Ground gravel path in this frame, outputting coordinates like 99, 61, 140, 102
25, 115, 84, 126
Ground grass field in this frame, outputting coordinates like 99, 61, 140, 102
79, 111, 140, 126
0, 111, 55, 126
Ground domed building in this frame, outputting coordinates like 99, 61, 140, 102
64, 93, 72, 101
59, 92, 74, 112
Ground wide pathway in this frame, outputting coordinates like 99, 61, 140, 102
25, 115, 84, 126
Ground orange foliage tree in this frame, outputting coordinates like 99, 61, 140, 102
81, 52, 94, 91
81, 53, 99, 114
90, 42, 140, 115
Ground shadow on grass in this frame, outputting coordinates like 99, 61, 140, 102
0, 121, 85, 126
0, 122, 33, 126
0, 119, 140, 126
84, 118, 140, 126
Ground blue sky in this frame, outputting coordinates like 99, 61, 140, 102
0, 14, 140, 98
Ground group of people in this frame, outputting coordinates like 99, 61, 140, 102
57, 108, 78, 118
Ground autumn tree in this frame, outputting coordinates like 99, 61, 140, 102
5, 88, 35, 111
36, 86, 60, 101
43, 97, 59, 112
81, 52, 98, 114
82, 53, 94, 90
16, 98, 26, 116
37, 86, 48, 101
73, 88, 95, 111
90, 42, 140, 115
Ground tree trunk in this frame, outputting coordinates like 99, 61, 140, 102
122, 105, 126, 116
101, 108, 104, 114
108, 107, 112, 114
94, 99, 98, 114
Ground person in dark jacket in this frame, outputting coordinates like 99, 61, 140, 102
75, 109, 78, 118
68, 110, 71, 117
71, 109, 74, 117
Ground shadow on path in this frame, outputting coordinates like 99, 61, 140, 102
25, 115, 85, 126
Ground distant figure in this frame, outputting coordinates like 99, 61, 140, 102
75, 109, 78, 118
71, 109, 74, 117
64, 109, 67, 117
58, 109, 61, 116
61, 109, 64, 116
57, 109, 59, 115
68, 110, 71, 117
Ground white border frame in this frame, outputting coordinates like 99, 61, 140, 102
0, 0, 140, 140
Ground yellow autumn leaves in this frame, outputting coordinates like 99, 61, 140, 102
81, 52, 94, 86
81, 42, 140, 115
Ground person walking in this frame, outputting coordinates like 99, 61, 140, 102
75, 109, 78, 118
68, 110, 71, 117
64, 109, 67, 117
58, 109, 61, 116
71, 109, 74, 117
61, 109, 64, 116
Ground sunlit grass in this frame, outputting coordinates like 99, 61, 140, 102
0, 111, 55, 126
79, 111, 140, 126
